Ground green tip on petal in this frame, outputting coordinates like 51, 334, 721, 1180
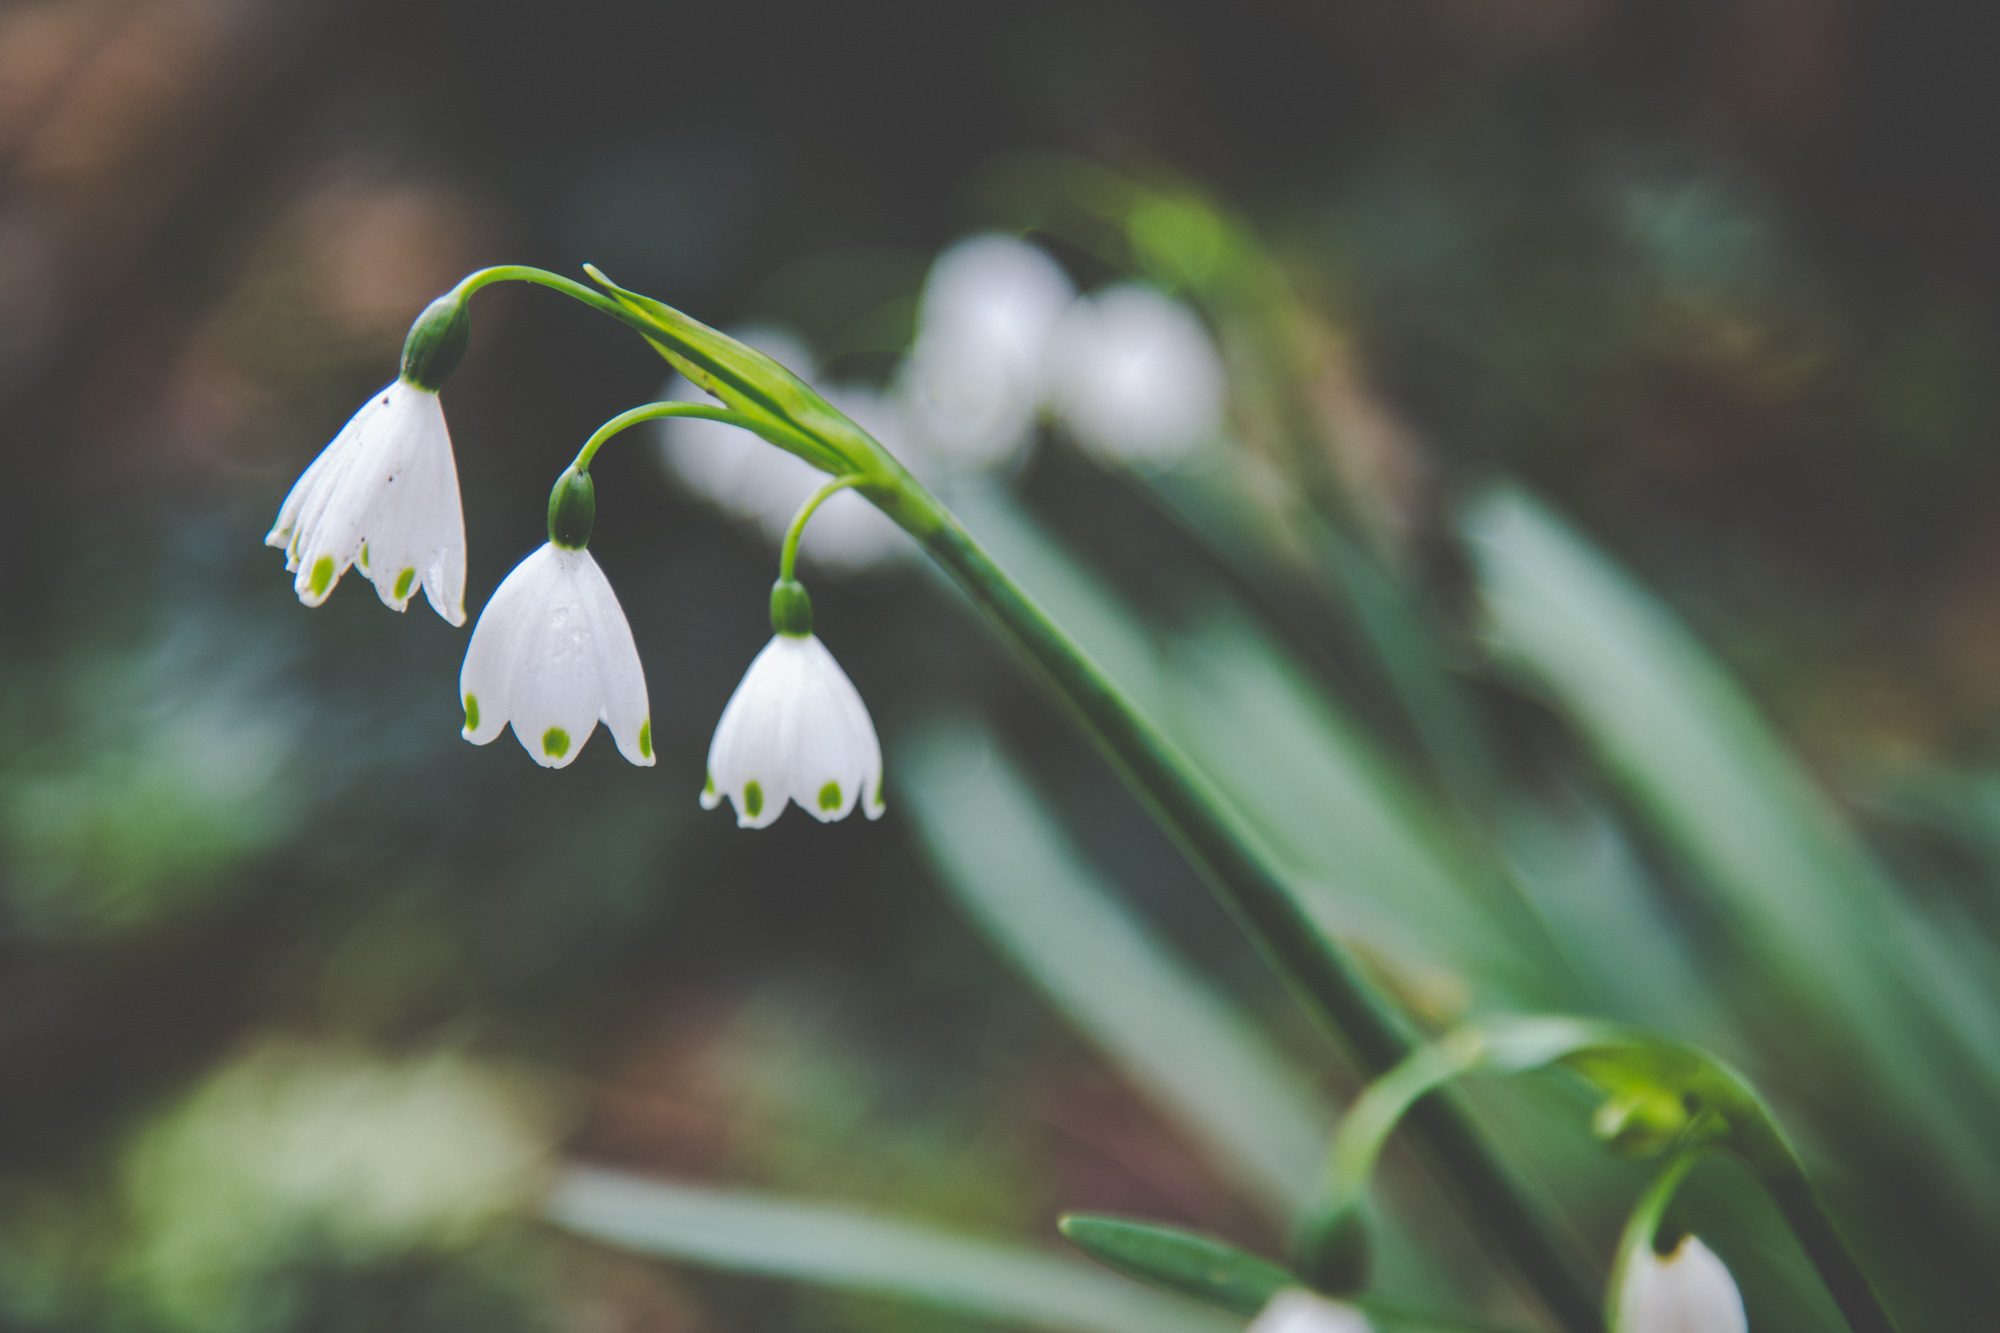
744, 780, 764, 818
638, 720, 652, 759
393, 568, 416, 600
543, 727, 570, 758
703, 773, 716, 796
818, 781, 842, 811
463, 693, 480, 731
308, 555, 335, 597
359, 541, 371, 571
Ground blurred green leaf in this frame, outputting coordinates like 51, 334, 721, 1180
1057, 1214, 1292, 1316
1460, 484, 2000, 1199
899, 722, 1333, 1217
543, 1168, 1240, 1333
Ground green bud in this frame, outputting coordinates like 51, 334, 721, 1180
399, 293, 472, 392
547, 468, 596, 549
1290, 1202, 1371, 1295
770, 578, 813, 637
1591, 1087, 1691, 1158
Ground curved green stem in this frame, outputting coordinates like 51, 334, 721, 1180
483, 269, 1602, 1333
455, 264, 647, 329
909, 506, 1602, 1332
571, 400, 756, 473
779, 475, 864, 583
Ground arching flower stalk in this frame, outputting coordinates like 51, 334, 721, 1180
266, 295, 472, 624
702, 477, 886, 827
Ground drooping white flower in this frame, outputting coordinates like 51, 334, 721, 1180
1048, 284, 1226, 466
1245, 1288, 1375, 1333
459, 543, 652, 769
266, 380, 467, 624
702, 631, 884, 828
901, 234, 1075, 468
1614, 1236, 1747, 1333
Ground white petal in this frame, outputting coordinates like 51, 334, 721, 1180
271, 382, 468, 621
573, 550, 654, 766
1616, 1237, 1746, 1333
1245, 1290, 1374, 1333
504, 548, 617, 769
705, 634, 882, 827
352, 390, 467, 625
459, 544, 551, 747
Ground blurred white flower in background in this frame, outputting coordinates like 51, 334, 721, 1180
900, 233, 1075, 469
656, 328, 914, 575
1049, 283, 1226, 466
1245, 1288, 1375, 1333
1614, 1235, 1747, 1333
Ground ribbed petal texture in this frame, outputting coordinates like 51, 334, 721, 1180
459, 544, 653, 769
266, 381, 467, 625
702, 634, 884, 828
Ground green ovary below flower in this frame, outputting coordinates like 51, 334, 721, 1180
700, 633, 884, 829
265, 380, 468, 625
458, 543, 653, 770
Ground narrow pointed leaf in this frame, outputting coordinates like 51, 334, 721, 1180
1058, 1214, 1293, 1316
545, 1168, 1239, 1333
899, 722, 1332, 1216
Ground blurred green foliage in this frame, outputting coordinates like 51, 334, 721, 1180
4, 1, 1999, 1331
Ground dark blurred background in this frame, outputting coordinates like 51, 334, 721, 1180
2, 1, 1997, 1330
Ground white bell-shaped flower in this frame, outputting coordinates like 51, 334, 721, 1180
702, 624, 884, 829
459, 541, 653, 770
1245, 1288, 1375, 1333
1615, 1236, 1747, 1333
266, 380, 467, 624
901, 234, 1075, 469
1049, 284, 1226, 466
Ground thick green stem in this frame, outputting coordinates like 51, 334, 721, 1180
469, 268, 1599, 1331
910, 504, 1602, 1333
1763, 1167, 1895, 1333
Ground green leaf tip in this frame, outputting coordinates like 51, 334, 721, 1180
1057, 1214, 1293, 1317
